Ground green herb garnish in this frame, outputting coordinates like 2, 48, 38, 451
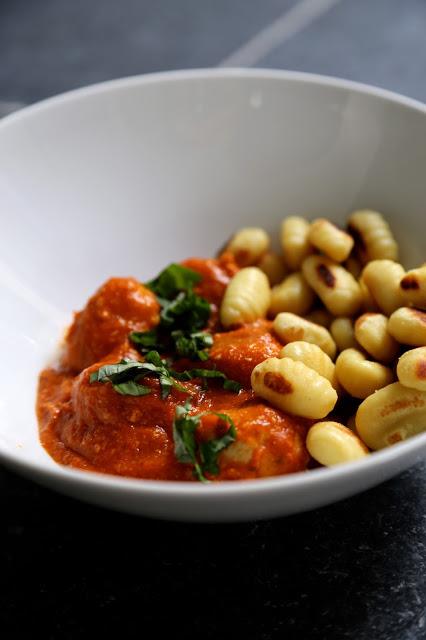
171, 330, 213, 361
131, 263, 212, 362
90, 352, 241, 397
146, 263, 202, 299
174, 367, 242, 392
130, 328, 213, 361
89, 352, 187, 399
172, 401, 237, 482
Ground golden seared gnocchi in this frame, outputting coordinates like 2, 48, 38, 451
347, 209, 399, 263
269, 272, 315, 317
220, 267, 271, 328
308, 219, 354, 262
302, 255, 362, 316
251, 357, 337, 419
354, 313, 399, 363
226, 227, 270, 266
273, 312, 337, 359
388, 307, 426, 346
356, 382, 426, 449
335, 348, 394, 399
306, 421, 368, 466
214, 209, 425, 472
399, 266, 426, 310
257, 252, 288, 285
361, 260, 405, 315
397, 347, 426, 391
279, 341, 339, 390
330, 317, 358, 352
280, 216, 311, 270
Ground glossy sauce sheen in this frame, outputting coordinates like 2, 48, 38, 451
37, 256, 311, 481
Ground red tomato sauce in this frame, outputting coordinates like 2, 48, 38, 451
37, 257, 311, 481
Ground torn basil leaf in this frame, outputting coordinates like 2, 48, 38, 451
172, 402, 237, 482
133, 263, 212, 363
171, 330, 213, 361
90, 352, 241, 399
173, 367, 242, 392
89, 353, 188, 399
146, 263, 202, 299
112, 381, 151, 396
159, 289, 210, 331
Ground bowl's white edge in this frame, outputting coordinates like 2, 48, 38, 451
0, 68, 426, 134
1, 67, 426, 499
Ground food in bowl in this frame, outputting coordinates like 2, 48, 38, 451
37, 210, 426, 482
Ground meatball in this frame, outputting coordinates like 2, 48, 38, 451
208, 320, 283, 387
57, 363, 201, 479
196, 399, 310, 480
63, 277, 160, 372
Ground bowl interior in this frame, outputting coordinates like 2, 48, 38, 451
1, 69, 426, 489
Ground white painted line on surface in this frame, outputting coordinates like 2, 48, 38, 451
219, 0, 342, 67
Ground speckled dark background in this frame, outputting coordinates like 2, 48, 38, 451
1, 1, 426, 638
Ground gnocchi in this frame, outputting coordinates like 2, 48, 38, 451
269, 272, 315, 317
356, 382, 426, 449
388, 307, 426, 346
302, 255, 362, 316
251, 357, 337, 419
347, 209, 399, 263
354, 313, 399, 363
397, 347, 426, 391
335, 348, 394, 399
306, 421, 368, 466
280, 216, 311, 270
361, 260, 405, 315
273, 312, 337, 359
330, 317, 358, 352
279, 341, 339, 390
220, 267, 271, 328
218, 210, 426, 471
226, 227, 270, 266
399, 266, 426, 310
308, 218, 354, 262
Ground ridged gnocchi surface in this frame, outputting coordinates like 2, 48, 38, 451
219, 209, 425, 471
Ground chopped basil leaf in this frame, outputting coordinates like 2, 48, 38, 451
129, 329, 162, 352
133, 263, 212, 363
223, 379, 243, 393
146, 263, 202, 299
171, 330, 213, 360
172, 402, 237, 482
90, 352, 241, 399
160, 289, 210, 330
130, 328, 213, 361
199, 413, 237, 476
112, 381, 151, 396
90, 353, 189, 398
174, 367, 242, 392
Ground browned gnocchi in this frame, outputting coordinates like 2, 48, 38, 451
220, 210, 426, 468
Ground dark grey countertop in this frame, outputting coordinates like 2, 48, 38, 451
1, 1, 426, 638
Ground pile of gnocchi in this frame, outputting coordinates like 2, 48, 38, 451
220, 210, 426, 467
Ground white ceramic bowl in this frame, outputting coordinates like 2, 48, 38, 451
1, 69, 426, 522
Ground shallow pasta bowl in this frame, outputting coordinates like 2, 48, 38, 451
1, 68, 426, 522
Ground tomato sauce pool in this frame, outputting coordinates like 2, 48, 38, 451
37, 256, 311, 481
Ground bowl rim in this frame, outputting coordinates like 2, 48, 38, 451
1, 67, 426, 499
1, 67, 426, 133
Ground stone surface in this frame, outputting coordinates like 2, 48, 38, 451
1, 1, 426, 637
